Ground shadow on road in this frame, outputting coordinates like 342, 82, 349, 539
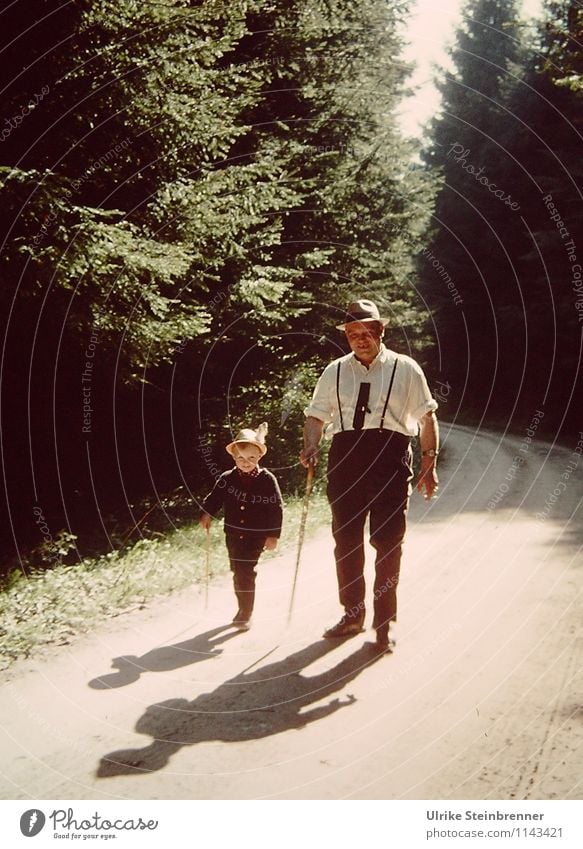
97, 639, 384, 777
88, 625, 241, 689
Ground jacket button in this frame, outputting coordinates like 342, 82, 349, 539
240, 505, 245, 510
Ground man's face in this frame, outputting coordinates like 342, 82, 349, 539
232, 443, 262, 472
345, 321, 383, 364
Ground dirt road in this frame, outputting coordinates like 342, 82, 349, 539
1, 424, 582, 800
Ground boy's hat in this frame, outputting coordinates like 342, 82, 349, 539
336, 298, 389, 330
226, 422, 268, 457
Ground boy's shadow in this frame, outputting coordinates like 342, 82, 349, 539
98, 639, 384, 777
89, 626, 241, 689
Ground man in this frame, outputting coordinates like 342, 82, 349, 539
300, 299, 439, 652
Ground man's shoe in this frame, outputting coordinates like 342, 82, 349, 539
375, 624, 396, 653
323, 615, 365, 639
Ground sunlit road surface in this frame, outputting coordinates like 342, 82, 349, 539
1, 424, 582, 800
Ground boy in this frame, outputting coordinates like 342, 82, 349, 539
199, 423, 283, 629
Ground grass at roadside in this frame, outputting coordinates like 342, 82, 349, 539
0, 492, 330, 670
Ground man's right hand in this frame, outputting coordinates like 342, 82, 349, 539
301, 417, 324, 468
299, 446, 319, 469
199, 512, 212, 531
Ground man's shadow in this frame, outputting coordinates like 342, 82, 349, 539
89, 626, 241, 689
97, 639, 383, 777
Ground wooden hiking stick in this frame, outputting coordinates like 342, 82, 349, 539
287, 463, 315, 624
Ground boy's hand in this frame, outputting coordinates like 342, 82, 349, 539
264, 537, 278, 551
199, 513, 212, 531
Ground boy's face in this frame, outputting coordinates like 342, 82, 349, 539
232, 443, 262, 472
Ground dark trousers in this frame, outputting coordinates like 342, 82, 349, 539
226, 537, 264, 617
326, 430, 412, 630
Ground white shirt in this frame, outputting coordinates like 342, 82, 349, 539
304, 344, 437, 438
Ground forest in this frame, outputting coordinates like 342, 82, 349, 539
0, 0, 581, 575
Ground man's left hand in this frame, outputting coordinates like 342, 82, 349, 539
416, 457, 439, 499
264, 537, 278, 551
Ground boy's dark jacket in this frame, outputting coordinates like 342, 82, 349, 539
202, 467, 283, 541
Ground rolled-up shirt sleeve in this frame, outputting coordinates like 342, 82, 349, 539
407, 361, 438, 427
303, 364, 335, 423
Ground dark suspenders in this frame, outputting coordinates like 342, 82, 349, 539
336, 357, 398, 432
379, 358, 398, 431
336, 361, 344, 431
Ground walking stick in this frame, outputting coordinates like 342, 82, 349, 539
204, 526, 211, 608
287, 462, 315, 624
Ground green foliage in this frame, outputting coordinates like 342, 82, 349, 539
2, 0, 433, 374
542, 2, 583, 92
1, 166, 211, 376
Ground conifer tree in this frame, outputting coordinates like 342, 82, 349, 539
422, 0, 582, 434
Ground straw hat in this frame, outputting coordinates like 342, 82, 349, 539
226, 422, 268, 457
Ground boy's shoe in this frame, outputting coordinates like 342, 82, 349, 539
323, 615, 365, 639
375, 624, 396, 653
232, 610, 252, 630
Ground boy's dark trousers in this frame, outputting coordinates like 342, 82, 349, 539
226, 536, 265, 618
326, 429, 412, 630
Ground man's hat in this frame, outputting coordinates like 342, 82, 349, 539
226, 422, 268, 457
336, 299, 389, 330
